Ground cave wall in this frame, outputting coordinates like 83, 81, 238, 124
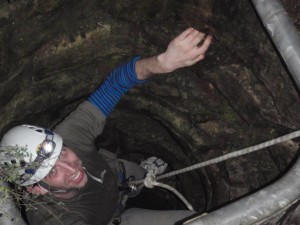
1, 0, 300, 223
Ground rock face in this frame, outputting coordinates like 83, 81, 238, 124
1, 0, 300, 223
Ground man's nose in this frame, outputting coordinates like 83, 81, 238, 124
56, 161, 76, 174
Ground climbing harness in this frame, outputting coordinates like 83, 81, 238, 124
129, 130, 300, 211
113, 163, 140, 225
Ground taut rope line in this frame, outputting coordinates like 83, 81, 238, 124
132, 130, 300, 186
129, 130, 300, 210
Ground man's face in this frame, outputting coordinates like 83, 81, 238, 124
43, 147, 88, 190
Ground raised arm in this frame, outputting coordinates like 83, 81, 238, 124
88, 28, 212, 117
135, 27, 212, 80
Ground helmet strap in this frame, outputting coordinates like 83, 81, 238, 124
37, 181, 78, 194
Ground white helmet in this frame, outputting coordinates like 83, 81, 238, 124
0, 125, 63, 186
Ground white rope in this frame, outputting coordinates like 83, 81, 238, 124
129, 130, 300, 211
157, 130, 300, 181
132, 130, 300, 184
143, 172, 195, 211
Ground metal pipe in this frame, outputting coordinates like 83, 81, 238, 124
184, 0, 300, 224
184, 156, 300, 225
252, 0, 300, 90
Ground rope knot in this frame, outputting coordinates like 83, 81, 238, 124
144, 172, 157, 189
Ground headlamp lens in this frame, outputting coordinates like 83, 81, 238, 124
39, 140, 56, 158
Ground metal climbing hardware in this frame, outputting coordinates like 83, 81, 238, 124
119, 176, 136, 193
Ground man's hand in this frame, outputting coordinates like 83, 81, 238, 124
135, 28, 212, 80
158, 28, 212, 73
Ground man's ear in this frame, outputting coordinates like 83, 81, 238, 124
27, 184, 48, 195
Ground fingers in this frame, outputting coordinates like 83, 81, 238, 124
191, 53, 205, 64
196, 34, 208, 47
188, 35, 212, 65
197, 35, 212, 53
163, 28, 212, 70
177, 27, 212, 49
177, 27, 195, 41
183, 29, 203, 44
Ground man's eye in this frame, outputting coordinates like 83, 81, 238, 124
48, 168, 55, 177
59, 149, 66, 159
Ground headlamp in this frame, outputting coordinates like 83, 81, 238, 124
36, 129, 56, 159
23, 129, 56, 177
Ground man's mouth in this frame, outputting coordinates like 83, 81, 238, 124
72, 169, 84, 183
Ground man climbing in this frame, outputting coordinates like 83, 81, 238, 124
0, 27, 212, 225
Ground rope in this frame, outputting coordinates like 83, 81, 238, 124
129, 130, 300, 211
143, 172, 195, 211
132, 130, 300, 184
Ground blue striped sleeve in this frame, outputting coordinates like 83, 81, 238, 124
88, 56, 147, 117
